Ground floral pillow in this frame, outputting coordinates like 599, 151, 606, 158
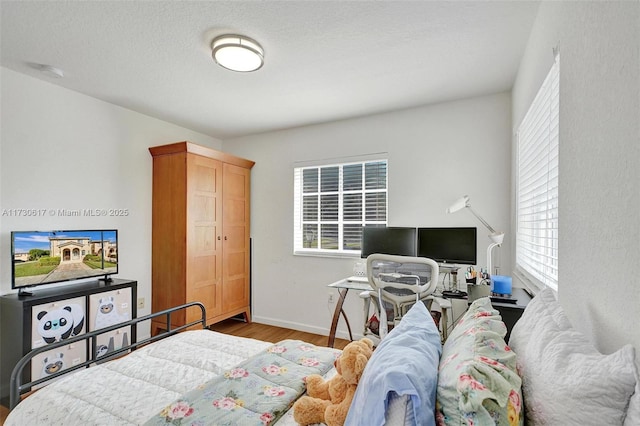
436, 297, 523, 426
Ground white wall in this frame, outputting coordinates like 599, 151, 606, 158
0, 68, 222, 328
223, 92, 512, 339
512, 1, 639, 367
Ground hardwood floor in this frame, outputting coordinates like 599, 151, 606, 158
209, 318, 350, 350
0, 320, 347, 425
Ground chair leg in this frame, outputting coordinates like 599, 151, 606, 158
430, 311, 442, 329
360, 293, 371, 336
363, 293, 381, 339
441, 307, 449, 342
422, 298, 447, 343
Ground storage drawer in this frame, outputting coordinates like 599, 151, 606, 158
88, 288, 132, 331
31, 296, 86, 348
30, 341, 86, 389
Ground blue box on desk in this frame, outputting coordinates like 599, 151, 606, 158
491, 275, 512, 295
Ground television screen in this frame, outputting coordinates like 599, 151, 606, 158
417, 227, 477, 265
11, 230, 118, 290
360, 226, 417, 258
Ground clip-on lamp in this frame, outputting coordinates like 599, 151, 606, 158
446, 195, 504, 276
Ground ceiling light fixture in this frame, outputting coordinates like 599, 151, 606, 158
211, 34, 264, 72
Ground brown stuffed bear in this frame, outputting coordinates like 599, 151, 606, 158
293, 338, 374, 426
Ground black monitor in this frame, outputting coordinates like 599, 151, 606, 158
360, 226, 417, 258
417, 227, 477, 265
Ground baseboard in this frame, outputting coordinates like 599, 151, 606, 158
252, 315, 363, 341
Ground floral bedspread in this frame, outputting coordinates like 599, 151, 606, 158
144, 339, 340, 426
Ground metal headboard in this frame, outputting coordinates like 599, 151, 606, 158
10, 301, 206, 410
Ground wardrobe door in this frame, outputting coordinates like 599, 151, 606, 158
187, 153, 223, 324
222, 162, 251, 316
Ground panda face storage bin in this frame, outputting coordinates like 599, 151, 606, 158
30, 296, 87, 388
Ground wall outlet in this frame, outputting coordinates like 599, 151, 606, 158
137, 297, 145, 309
328, 292, 335, 303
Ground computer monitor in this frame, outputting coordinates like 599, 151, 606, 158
417, 227, 477, 265
360, 226, 417, 258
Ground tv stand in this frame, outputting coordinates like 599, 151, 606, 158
0, 278, 137, 401
17, 288, 33, 297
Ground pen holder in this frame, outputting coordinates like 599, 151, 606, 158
466, 277, 476, 285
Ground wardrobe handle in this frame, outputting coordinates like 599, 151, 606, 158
217, 236, 221, 241
224, 236, 228, 241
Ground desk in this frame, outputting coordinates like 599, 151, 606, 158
491, 287, 532, 341
438, 287, 532, 341
326, 278, 455, 346
327, 278, 372, 348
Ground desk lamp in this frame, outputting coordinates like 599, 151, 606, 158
446, 195, 504, 275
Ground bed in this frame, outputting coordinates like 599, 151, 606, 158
5, 303, 341, 426
6, 293, 640, 426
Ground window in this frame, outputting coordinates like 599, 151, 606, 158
294, 159, 387, 255
515, 56, 559, 290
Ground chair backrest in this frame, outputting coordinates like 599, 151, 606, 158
366, 253, 439, 304
366, 254, 439, 339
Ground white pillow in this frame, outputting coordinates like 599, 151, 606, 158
624, 381, 640, 426
509, 287, 637, 425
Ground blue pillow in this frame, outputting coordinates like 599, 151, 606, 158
345, 301, 442, 426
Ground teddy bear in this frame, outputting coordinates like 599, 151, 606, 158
293, 337, 374, 426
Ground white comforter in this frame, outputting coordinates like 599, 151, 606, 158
5, 330, 276, 426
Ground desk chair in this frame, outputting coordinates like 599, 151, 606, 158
365, 254, 443, 339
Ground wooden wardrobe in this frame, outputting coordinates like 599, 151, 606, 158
149, 141, 254, 334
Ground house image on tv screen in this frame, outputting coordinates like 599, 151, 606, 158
49, 236, 117, 264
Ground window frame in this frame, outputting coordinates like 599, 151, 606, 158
514, 56, 559, 291
293, 158, 388, 257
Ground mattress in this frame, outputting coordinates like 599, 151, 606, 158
5, 329, 275, 425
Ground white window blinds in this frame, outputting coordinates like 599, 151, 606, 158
294, 160, 387, 255
516, 56, 559, 290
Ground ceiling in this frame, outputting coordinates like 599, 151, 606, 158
1, 1, 540, 140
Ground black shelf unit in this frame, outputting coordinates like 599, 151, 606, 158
0, 278, 137, 403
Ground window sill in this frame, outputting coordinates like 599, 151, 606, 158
293, 250, 361, 260
513, 269, 556, 296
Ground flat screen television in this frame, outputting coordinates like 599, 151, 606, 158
417, 227, 477, 265
360, 226, 417, 258
11, 229, 118, 293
